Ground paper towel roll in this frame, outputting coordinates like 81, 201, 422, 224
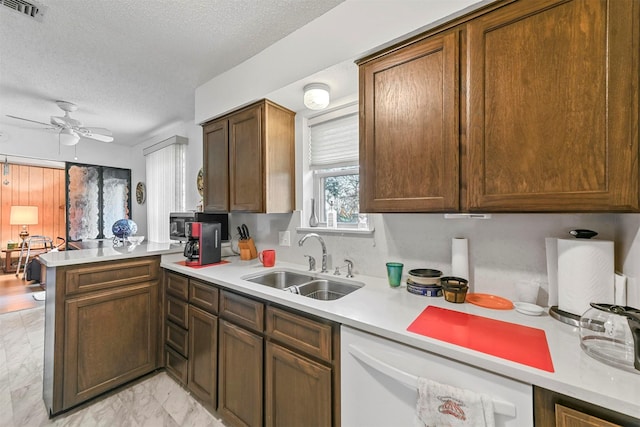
451, 238, 469, 280
545, 237, 558, 307
557, 238, 614, 316
614, 273, 627, 306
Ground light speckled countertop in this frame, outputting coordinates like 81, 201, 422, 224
39, 241, 184, 267
39, 245, 640, 419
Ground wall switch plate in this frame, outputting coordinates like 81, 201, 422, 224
278, 231, 291, 247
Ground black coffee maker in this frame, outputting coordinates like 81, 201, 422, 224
183, 222, 221, 266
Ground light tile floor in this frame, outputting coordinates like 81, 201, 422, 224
0, 306, 227, 427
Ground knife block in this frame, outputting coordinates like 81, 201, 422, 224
238, 238, 258, 260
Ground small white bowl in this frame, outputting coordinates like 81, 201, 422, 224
514, 302, 544, 316
128, 235, 145, 245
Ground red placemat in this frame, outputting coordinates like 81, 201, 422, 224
407, 306, 554, 372
175, 260, 230, 268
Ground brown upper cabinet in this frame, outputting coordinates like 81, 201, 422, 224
359, 31, 460, 212
202, 99, 295, 213
358, 0, 639, 213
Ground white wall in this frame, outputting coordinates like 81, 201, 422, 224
229, 212, 637, 307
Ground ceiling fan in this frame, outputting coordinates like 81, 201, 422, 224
6, 100, 114, 145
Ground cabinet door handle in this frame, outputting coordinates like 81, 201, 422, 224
348, 343, 517, 418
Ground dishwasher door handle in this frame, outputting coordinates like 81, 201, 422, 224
348, 343, 517, 418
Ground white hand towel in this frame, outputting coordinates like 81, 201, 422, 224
416, 377, 495, 427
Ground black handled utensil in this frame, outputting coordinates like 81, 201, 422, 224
237, 226, 245, 240
241, 224, 250, 239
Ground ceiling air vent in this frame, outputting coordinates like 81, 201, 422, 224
0, 0, 47, 22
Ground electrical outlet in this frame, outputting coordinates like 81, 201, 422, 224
278, 231, 291, 247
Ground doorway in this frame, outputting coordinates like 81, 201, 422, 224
0, 160, 66, 313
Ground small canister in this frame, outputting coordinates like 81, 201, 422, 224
406, 279, 442, 297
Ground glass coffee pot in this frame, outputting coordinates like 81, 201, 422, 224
579, 303, 640, 373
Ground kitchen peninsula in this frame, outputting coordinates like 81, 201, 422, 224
38, 245, 640, 425
39, 242, 183, 416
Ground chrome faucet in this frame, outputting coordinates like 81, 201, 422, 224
298, 233, 328, 273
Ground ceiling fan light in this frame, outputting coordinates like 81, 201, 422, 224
303, 83, 330, 110
59, 128, 80, 146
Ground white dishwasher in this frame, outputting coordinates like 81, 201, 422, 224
341, 325, 533, 426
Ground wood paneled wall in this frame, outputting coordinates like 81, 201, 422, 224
0, 164, 66, 249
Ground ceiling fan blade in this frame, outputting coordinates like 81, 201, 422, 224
6, 115, 55, 128
83, 133, 114, 143
77, 128, 114, 143
81, 127, 112, 136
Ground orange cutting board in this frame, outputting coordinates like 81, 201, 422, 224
407, 306, 554, 372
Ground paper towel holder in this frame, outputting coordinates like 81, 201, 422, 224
549, 306, 581, 326
569, 229, 598, 239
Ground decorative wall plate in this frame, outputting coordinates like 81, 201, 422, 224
197, 168, 204, 196
136, 182, 146, 204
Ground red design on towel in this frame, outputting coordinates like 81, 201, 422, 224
438, 396, 467, 421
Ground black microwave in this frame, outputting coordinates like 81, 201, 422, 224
169, 212, 229, 242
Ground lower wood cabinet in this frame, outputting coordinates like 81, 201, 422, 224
165, 345, 188, 385
162, 273, 340, 427
43, 256, 161, 416
534, 386, 639, 427
187, 305, 218, 409
218, 319, 264, 427
265, 342, 332, 427
63, 283, 158, 409
555, 404, 621, 427
164, 272, 218, 412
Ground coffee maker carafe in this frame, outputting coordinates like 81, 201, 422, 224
183, 222, 221, 266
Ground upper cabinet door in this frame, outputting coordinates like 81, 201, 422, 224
201, 99, 294, 214
203, 119, 229, 212
229, 104, 264, 212
359, 31, 460, 212
466, 0, 639, 212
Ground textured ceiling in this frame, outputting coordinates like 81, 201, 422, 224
0, 0, 343, 146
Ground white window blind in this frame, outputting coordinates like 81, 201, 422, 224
308, 107, 358, 168
145, 136, 186, 243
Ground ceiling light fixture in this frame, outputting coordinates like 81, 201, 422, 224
303, 83, 330, 110
59, 128, 80, 146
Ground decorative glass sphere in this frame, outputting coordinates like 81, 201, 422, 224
112, 219, 138, 238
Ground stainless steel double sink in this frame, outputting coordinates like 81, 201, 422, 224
242, 270, 364, 301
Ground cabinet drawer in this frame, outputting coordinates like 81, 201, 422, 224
266, 306, 332, 362
165, 346, 188, 386
189, 280, 218, 314
64, 257, 159, 295
166, 272, 189, 300
166, 295, 188, 329
220, 291, 264, 333
166, 321, 188, 357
